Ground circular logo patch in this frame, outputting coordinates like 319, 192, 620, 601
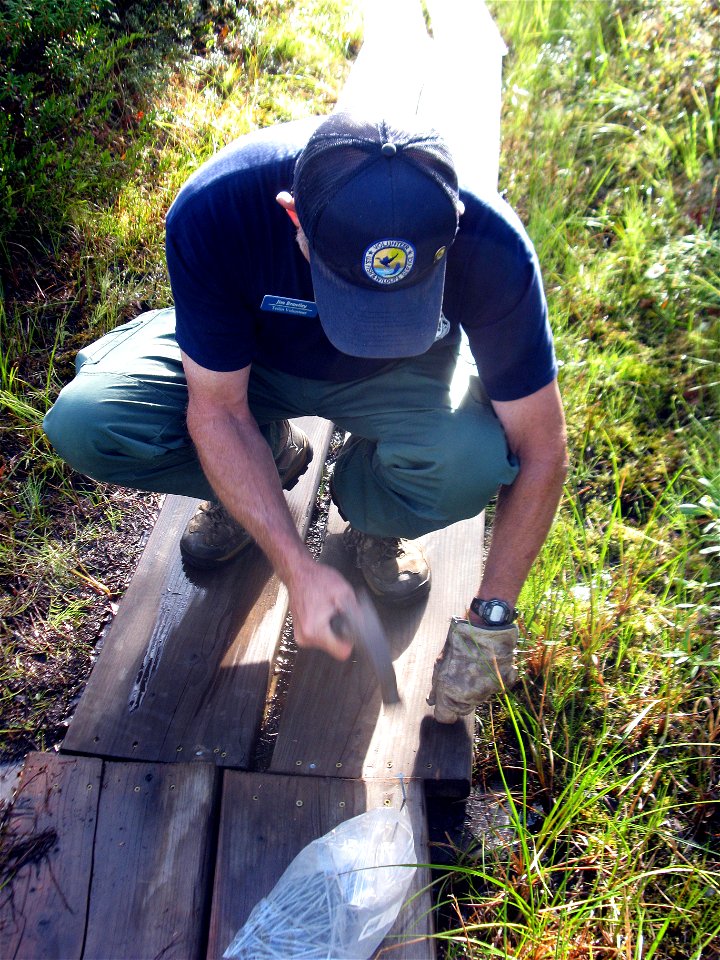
363, 239, 415, 285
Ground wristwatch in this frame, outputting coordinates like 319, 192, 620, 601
470, 597, 518, 628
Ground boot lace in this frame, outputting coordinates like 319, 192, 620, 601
198, 501, 240, 532
345, 528, 404, 563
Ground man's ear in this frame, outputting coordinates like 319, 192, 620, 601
276, 191, 301, 228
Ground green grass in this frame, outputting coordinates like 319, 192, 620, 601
427, 1, 720, 955
1, 0, 719, 955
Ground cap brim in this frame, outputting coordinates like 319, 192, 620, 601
311, 253, 447, 359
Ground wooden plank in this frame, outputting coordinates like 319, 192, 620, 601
270, 507, 478, 796
0, 752, 102, 960
83, 759, 217, 960
0, 755, 218, 960
63, 417, 333, 768
336, 0, 431, 120
419, 0, 507, 193
207, 772, 435, 959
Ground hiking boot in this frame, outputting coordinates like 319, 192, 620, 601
180, 420, 312, 569
342, 526, 431, 605
180, 500, 251, 569
270, 419, 313, 490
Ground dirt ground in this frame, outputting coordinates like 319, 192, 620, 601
0, 486, 164, 766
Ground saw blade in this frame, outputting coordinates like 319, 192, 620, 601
331, 590, 400, 705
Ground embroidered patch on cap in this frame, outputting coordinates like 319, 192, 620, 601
363, 239, 415, 285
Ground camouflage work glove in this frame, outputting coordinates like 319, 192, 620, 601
427, 618, 519, 724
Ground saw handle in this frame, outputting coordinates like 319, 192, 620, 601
330, 612, 353, 642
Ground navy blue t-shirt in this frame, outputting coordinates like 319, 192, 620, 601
166, 118, 557, 401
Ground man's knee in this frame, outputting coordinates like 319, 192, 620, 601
44, 375, 113, 481
44, 371, 183, 484
439, 417, 518, 518
377, 406, 518, 522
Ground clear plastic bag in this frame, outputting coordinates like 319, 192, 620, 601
223, 807, 417, 960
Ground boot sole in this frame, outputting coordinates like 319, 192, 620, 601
362, 572, 432, 607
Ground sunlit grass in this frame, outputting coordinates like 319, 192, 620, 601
445, 1, 720, 952
0, 0, 718, 952
436, 718, 720, 956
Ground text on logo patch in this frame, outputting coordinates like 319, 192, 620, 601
363, 239, 415, 285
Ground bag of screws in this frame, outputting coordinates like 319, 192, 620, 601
223, 807, 417, 960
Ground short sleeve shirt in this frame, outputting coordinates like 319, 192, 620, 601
166, 118, 557, 401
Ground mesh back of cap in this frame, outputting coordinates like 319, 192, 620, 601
293, 113, 458, 244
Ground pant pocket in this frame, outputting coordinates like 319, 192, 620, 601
75, 311, 163, 372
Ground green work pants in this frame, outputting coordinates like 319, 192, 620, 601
43, 308, 518, 538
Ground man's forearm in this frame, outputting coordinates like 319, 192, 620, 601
187, 404, 309, 583
478, 456, 566, 607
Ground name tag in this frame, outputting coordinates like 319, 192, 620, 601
261, 294, 318, 318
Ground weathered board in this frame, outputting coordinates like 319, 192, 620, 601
270, 506, 480, 796
0, 753, 101, 960
83, 759, 217, 959
335, 0, 430, 120
63, 417, 334, 768
207, 772, 435, 960
0, 753, 217, 960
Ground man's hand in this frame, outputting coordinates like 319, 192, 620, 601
287, 558, 358, 661
427, 618, 519, 723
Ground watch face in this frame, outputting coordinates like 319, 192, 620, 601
486, 601, 510, 625
471, 597, 516, 627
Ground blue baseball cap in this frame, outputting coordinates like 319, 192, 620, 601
293, 112, 461, 359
